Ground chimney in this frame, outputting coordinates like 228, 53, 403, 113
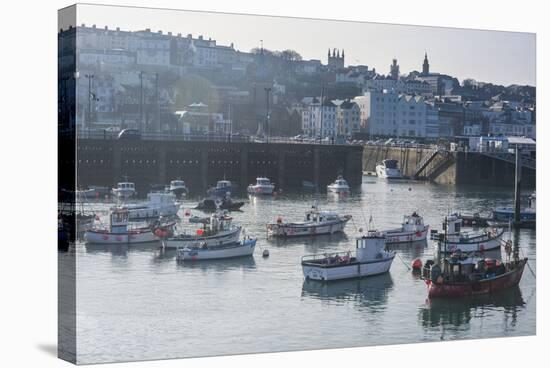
92, 24, 96, 29
187, 33, 192, 39
168, 31, 172, 36
158, 30, 162, 34
198, 35, 203, 40
116, 27, 120, 31
81, 23, 85, 27
177, 33, 181, 37
104, 26, 108, 30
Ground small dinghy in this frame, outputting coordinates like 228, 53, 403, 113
176, 238, 257, 261
382, 212, 429, 244
267, 204, 351, 237
431, 214, 505, 253
301, 230, 395, 282
84, 208, 175, 245
207, 180, 233, 198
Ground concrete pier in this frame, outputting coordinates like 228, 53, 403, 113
362, 145, 535, 187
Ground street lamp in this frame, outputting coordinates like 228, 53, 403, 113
264, 87, 271, 143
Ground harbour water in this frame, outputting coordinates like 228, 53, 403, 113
65, 176, 536, 364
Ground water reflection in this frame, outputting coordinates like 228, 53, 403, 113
419, 286, 525, 332
175, 256, 257, 273
301, 273, 394, 313
84, 242, 161, 256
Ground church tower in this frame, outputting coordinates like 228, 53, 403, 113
422, 52, 430, 75
390, 58, 400, 80
327, 48, 345, 69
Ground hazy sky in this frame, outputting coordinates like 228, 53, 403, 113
65, 4, 536, 86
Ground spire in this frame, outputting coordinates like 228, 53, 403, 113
422, 51, 430, 75
342, 49, 345, 58
328, 48, 331, 57
336, 49, 340, 58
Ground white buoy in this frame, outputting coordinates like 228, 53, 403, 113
262, 249, 270, 257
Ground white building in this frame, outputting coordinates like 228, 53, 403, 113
301, 98, 338, 138
353, 91, 427, 137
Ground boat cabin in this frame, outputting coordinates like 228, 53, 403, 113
382, 159, 398, 169
170, 180, 186, 188
116, 182, 135, 190
305, 210, 339, 223
216, 180, 231, 189
109, 209, 129, 233
256, 177, 272, 186
444, 215, 462, 235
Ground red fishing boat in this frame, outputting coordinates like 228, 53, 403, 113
423, 254, 527, 298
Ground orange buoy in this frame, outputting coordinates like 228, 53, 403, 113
411, 258, 423, 271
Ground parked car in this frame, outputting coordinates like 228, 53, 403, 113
117, 129, 141, 140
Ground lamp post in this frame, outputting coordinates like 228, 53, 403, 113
264, 87, 271, 143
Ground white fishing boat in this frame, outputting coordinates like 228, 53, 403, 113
267, 204, 351, 237
84, 208, 175, 245
376, 159, 404, 179
431, 214, 505, 253
162, 212, 241, 249
327, 176, 350, 194
301, 230, 395, 281
247, 177, 275, 195
112, 181, 136, 199
176, 238, 257, 261
382, 212, 429, 244
169, 179, 188, 198
121, 191, 179, 220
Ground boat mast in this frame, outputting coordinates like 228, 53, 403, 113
513, 148, 522, 261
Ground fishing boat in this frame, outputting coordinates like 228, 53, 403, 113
207, 180, 233, 197
84, 208, 175, 245
112, 181, 136, 200
169, 179, 189, 198
267, 204, 351, 237
422, 247, 527, 298
247, 177, 275, 195
376, 159, 404, 179
430, 214, 505, 253
382, 212, 429, 244
162, 211, 242, 249
122, 191, 179, 220
195, 196, 245, 212
327, 176, 350, 194
176, 238, 256, 261
301, 230, 395, 281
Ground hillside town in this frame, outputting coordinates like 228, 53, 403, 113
58, 24, 536, 149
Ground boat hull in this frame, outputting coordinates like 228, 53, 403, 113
170, 187, 188, 198
84, 230, 158, 245
376, 166, 404, 179
247, 185, 275, 195
163, 227, 241, 249
267, 217, 350, 237
428, 260, 526, 298
327, 186, 349, 194
177, 239, 256, 261
302, 255, 395, 281
493, 207, 536, 222
384, 227, 428, 244
436, 229, 504, 253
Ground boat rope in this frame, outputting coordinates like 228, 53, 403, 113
520, 247, 536, 279
396, 252, 411, 271
350, 217, 361, 234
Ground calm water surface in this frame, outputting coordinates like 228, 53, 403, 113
65, 177, 536, 364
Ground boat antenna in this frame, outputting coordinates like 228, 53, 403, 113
443, 215, 448, 261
